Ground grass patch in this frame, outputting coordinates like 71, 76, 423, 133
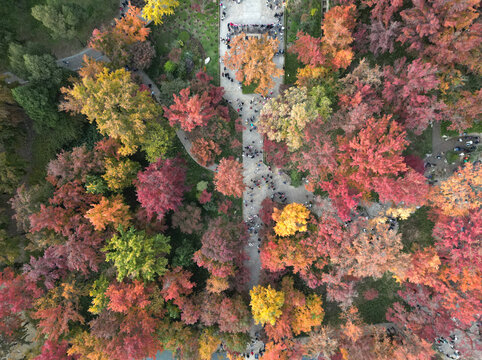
27, 118, 87, 185
284, 52, 301, 85
242, 81, 258, 94
146, 0, 219, 84
169, 137, 213, 190
283, 0, 323, 85
445, 150, 459, 164
398, 206, 435, 252
441, 120, 460, 137
289, 169, 306, 187
355, 273, 401, 324
404, 127, 432, 158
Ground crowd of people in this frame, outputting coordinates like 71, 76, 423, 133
225, 23, 284, 43
216, 4, 306, 358
266, 0, 284, 10
119, 1, 130, 18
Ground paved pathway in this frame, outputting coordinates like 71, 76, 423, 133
219, 0, 315, 301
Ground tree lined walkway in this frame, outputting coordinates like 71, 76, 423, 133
219, 0, 315, 309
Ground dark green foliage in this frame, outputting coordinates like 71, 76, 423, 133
286, 0, 322, 43
11, 85, 56, 131
0, 152, 25, 194
0, 28, 14, 69
6, 43, 50, 79
171, 238, 196, 268
31, 0, 86, 40
12, 83, 80, 134
158, 78, 189, 106
85, 175, 109, 195
7, 43, 31, 78
166, 301, 181, 319
403, 127, 432, 158
0, 0, 119, 70
12, 71, 85, 184
70, 122, 104, 150
321, 298, 343, 326
289, 169, 303, 187
0, 79, 26, 146
23, 53, 63, 83
398, 206, 435, 252
284, 52, 302, 85
241, 81, 258, 94
355, 273, 401, 324
178, 30, 190, 43
220, 332, 251, 354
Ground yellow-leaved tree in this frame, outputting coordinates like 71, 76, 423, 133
198, 328, 221, 360
143, 0, 180, 25
68, 330, 110, 360
272, 203, 310, 237
250, 284, 285, 326
60, 68, 161, 156
385, 205, 417, 220
292, 294, 325, 335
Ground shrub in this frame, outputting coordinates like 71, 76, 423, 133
164, 60, 177, 74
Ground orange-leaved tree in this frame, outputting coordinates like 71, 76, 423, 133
190, 138, 221, 166
198, 328, 222, 360
264, 277, 324, 342
429, 162, 481, 216
89, 5, 150, 65
85, 195, 132, 231
289, 4, 357, 71
223, 33, 283, 96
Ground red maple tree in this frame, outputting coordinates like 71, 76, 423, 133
135, 157, 188, 220
214, 158, 245, 198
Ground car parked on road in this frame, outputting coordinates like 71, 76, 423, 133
454, 146, 476, 152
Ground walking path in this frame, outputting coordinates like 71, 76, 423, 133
219, 0, 315, 301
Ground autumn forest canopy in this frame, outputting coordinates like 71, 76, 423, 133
0, 0, 481, 360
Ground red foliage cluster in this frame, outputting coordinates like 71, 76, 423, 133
214, 158, 245, 198
135, 157, 188, 220
164, 71, 229, 132
0, 269, 43, 339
